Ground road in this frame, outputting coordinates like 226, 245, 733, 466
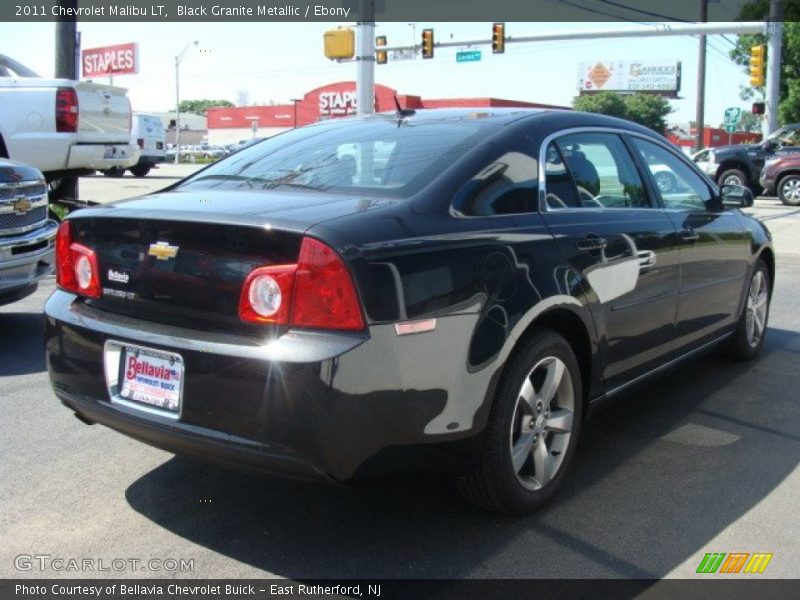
1, 172, 798, 580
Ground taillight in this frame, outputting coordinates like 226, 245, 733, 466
55, 221, 101, 298
55, 88, 78, 133
137, 138, 144, 148
238, 237, 364, 331
238, 265, 296, 325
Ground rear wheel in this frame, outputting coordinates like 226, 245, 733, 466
457, 329, 583, 514
718, 168, 748, 188
129, 164, 151, 177
777, 174, 800, 206
723, 260, 770, 360
103, 167, 125, 178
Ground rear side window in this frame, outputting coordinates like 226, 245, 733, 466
454, 151, 539, 216
630, 137, 712, 211
552, 132, 650, 209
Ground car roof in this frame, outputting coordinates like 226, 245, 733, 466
313, 107, 661, 140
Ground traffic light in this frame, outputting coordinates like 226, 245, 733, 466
323, 28, 355, 60
492, 23, 505, 54
376, 35, 387, 65
421, 29, 434, 59
750, 44, 765, 87
752, 102, 765, 115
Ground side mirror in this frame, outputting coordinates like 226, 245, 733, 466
720, 184, 754, 208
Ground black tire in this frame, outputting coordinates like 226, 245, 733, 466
103, 167, 125, 178
457, 328, 583, 514
723, 260, 770, 361
718, 168, 748, 188
777, 174, 800, 206
654, 171, 677, 193
129, 164, 151, 178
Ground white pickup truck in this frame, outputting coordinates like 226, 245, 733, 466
0, 54, 138, 202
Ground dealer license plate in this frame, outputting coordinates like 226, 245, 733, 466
118, 345, 184, 415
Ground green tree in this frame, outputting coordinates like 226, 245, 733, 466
177, 99, 234, 115
730, 2, 800, 124
573, 91, 673, 133
573, 91, 627, 120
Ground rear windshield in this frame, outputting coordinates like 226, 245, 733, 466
176, 118, 491, 197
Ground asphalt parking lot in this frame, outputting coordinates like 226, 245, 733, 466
1, 168, 798, 580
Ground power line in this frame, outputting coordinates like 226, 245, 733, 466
593, 0, 690, 22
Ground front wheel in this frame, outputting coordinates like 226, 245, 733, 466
103, 167, 125, 178
129, 164, 151, 178
723, 260, 770, 360
777, 174, 800, 206
457, 329, 583, 514
718, 168, 748, 188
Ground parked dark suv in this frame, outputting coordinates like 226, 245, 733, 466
45, 109, 773, 514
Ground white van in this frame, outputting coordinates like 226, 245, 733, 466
105, 113, 166, 177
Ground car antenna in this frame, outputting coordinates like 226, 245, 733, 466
393, 95, 415, 119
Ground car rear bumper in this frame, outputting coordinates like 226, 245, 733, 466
67, 143, 140, 171
45, 290, 488, 481
56, 389, 334, 483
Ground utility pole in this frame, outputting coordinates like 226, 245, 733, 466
355, 0, 375, 115
694, 0, 708, 151
765, 0, 783, 135
55, 0, 79, 202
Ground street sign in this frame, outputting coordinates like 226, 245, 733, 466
724, 107, 742, 126
390, 49, 416, 61
456, 50, 482, 63
725, 124, 737, 133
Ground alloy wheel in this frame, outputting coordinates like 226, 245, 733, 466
509, 356, 575, 491
745, 270, 768, 348
723, 174, 743, 186
781, 178, 800, 204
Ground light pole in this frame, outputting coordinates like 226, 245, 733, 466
174, 40, 198, 164
291, 98, 301, 128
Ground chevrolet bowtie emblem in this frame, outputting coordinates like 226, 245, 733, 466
148, 241, 179, 260
12, 197, 32, 214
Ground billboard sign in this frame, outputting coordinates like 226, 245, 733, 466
82, 43, 139, 78
578, 60, 681, 94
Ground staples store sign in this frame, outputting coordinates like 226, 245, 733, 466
319, 90, 359, 116
82, 43, 139, 78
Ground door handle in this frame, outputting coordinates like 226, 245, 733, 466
576, 237, 608, 252
680, 228, 699, 243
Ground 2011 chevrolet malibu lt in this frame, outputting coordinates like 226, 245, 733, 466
45, 109, 774, 514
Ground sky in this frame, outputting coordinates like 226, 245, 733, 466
0, 21, 755, 126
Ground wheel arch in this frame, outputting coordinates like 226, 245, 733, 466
757, 246, 775, 296
0, 132, 8, 159
501, 300, 598, 408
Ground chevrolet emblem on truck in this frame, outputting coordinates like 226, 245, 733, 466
12, 197, 32, 214
148, 241, 179, 260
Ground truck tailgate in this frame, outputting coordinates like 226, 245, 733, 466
76, 82, 131, 143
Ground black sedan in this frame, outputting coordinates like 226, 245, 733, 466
45, 109, 773, 514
